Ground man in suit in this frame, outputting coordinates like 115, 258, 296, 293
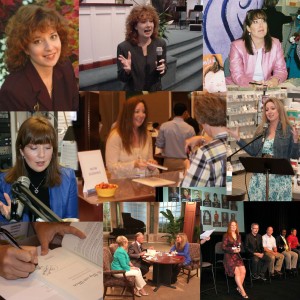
128, 232, 151, 276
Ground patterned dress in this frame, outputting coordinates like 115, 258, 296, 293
248, 139, 292, 201
222, 234, 244, 277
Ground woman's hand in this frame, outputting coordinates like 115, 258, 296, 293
227, 127, 240, 141
33, 223, 86, 255
118, 51, 131, 74
184, 136, 207, 153
0, 245, 38, 280
156, 59, 166, 74
0, 193, 12, 220
134, 159, 148, 169
265, 77, 279, 88
292, 125, 299, 143
146, 159, 158, 170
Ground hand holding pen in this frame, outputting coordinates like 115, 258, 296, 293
0, 228, 37, 279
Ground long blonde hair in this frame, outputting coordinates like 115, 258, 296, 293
255, 98, 290, 136
175, 233, 188, 251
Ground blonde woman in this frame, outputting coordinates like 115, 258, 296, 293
228, 97, 299, 201
169, 233, 191, 284
111, 236, 148, 297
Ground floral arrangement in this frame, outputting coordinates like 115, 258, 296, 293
0, 0, 78, 87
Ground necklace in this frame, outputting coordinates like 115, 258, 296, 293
31, 177, 45, 194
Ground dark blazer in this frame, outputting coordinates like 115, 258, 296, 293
117, 38, 167, 91
128, 241, 147, 268
0, 60, 78, 111
276, 235, 289, 253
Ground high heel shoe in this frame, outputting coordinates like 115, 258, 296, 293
241, 294, 249, 299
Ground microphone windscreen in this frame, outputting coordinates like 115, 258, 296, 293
17, 176, 30, 189
156, 47, 163, 56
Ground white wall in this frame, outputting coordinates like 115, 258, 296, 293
79, 5, 132, 65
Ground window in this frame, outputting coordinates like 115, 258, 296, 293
122, 202, 147, 225
103, 202, 111, 232
158, 202, 183, 233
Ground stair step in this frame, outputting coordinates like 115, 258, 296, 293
168, 39, 203, 58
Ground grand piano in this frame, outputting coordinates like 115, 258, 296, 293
108, 213, 146, 244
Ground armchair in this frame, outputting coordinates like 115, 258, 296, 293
103, 247, 136, 299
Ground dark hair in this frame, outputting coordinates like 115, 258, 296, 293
114, 97, 149, 155
263, 0, 279, 8
241, 9, 272, 55
193, 93, 226, 126
5, 116, 61, 186
125, 5, 159, 45
173, 103, 187, 116
5, 5, 70, 72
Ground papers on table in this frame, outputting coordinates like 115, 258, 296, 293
132, 177, 175, 187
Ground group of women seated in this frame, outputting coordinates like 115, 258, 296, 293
110, 233, 191, 296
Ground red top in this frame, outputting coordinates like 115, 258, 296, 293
287, 234, 299, 249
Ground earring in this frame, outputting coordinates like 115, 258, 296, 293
248, 32, 251, 36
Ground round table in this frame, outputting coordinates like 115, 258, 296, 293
144, 253, 185, 292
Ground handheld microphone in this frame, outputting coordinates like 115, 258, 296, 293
11, 176, 62, 222
156, 47, 163, 66
261, 122, 269, 144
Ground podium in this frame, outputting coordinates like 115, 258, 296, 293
239, 157, 294, 201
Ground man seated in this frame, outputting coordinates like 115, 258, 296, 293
128, 232, 152, 276
287, 228, 300, 268
276, 229, 298, 276
245, 223, 271, 280
262, 227, 284, 276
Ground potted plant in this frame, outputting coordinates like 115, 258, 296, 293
160, 209, 184, 245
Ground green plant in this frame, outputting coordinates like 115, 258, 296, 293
193, 225, 200, 243
160, 209, 184, 245
158, 10, 172, 40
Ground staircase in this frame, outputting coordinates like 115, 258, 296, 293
79, 28, 203, 91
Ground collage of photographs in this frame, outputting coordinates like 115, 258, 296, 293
0, 0, 300, 300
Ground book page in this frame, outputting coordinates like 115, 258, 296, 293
36, 247, 102, 300
0, 276, 66, 300
61, 222, 102, 266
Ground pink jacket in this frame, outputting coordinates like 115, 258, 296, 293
226, 38, 287, 86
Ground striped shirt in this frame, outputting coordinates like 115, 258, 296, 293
181, 132, 227, 187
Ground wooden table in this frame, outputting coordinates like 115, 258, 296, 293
145, 253, 185, 292
78, 171, 181, 205
226, 188, 246, 201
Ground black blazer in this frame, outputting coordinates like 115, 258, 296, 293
0, 60, 78, 111
276, 235, 289, 253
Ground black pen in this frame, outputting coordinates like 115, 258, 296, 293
0, 228, 22, 249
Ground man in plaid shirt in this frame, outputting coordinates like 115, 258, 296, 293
181, 93, 227, 187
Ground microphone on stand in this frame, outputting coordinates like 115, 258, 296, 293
11, 176, 62, 222
156, 47, 163, 67
10, 199, 24, 223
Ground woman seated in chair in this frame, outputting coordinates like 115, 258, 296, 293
226, 9, 287, 87
111, 236, 148, 297
222, 221, 248, 299
170, 232, 191, 284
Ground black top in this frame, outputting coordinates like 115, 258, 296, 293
0, 60, 79, 111
276, 235, 288, 253
245, 233, 264, 256
117, 38, 167, 91
264, 7, 293, 42
25, 162, 50, 221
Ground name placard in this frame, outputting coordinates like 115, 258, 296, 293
78, 150, 108, 193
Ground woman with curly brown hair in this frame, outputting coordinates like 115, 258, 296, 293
117, 5, 167, 91
105, 97, 159, 179
0, 5, 78, 111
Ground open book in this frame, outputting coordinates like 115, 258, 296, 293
0, 222, 103, 300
